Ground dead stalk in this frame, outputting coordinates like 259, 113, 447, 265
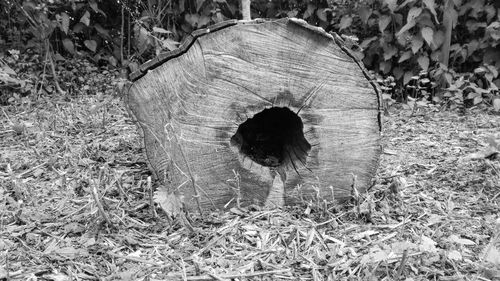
351, 173, 360, 215
394, 249, 408, 280
91, 173, 114, 228
148, 176, 158, 218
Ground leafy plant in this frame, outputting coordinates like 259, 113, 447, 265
440, 64, 499, 109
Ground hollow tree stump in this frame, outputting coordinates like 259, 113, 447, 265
126, 18, 382, 211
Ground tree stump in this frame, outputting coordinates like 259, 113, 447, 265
126, 18, 382, 211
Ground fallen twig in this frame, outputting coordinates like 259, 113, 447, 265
91, 179, 114, 228
107, 252, 163, 267
172, 269, 292, 281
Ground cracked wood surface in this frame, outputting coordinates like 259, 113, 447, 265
126, 18, 382, 211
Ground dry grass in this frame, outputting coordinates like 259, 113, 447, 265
1, 71, 500, 280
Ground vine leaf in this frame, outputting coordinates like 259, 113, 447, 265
80, 11, 90, 26
339, 15, 353, 31
62, 38, 75, 54
384, 0, 397, 13
421, 27, 434, 46
423, 0, 439, 23
378, 14, 392, 33
411, 35, 423, 53
84, 40, 97, 52
396, 7, 422, 36
417, 56, 430, 71
359, 6, 372, 24
57, 12, 70, 34
398, 50, 412, 63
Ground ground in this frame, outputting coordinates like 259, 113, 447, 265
1, 67, 500, 280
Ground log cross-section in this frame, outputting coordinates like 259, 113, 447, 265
126, 18, 382, 211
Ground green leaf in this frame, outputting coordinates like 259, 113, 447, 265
465, 40, 479, 58
411, 36, 424, 54
80, 11, 90, 26
487, 22, 500, 41
135, 25, 151, 54
384, 0, 397, 13
62, 38, 75, 54
107, 55, 117, 67
94, 24, 110, 39
396, 20, 415, 37
473, 95, 483, 105
0, 63, 16, 75
466, 20, 487, 33
430, 50, 442, 61
432, 30, 444, 50
417, 10, 435, 28
396, 7, 422, 36
422, 0, 439, 23
152, 27, 171, 34
393, 66, 404, 79
380, 61, 392, 74
89, 0, 99, 12
417, 55, 430, 71
287, 10, 299, 18
485, 4, 496, 22
407, 7, 422, 22
73, 22, 85, 33
421, 27, 434, 46
466, 1, 484, 18
84, 40, 97, 52
383, 43, 398, 60
185, 13, 200, 27
396, 31, 411, 46
162, 38, 180, 51
404, 71, 414, 85
493, 98, 500, 112
89, 0, 106, 16
359, 6, 372, 24
303, 3, 316, 20
58, 12, 70, 34
360, 36, 377, 49
397, 0, 417, 11
339, 15, 352, 31
484, 49, 500, 66
398, 50, 412, 63
198, 15, 210, 27
316, 8, 328, 22
378, 14, 392, 33
411, 35, 423, 53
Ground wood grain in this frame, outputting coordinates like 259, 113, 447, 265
126, 18, 382, 211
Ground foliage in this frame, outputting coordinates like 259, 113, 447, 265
121, 0, 241, 61
1, 0, 499, 108
440, 64, 499, 109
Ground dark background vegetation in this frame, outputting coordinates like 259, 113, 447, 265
0, 0, 499, 109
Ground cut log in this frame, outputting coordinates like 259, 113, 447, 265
126, 18, 382, 211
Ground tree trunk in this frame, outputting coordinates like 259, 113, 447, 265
126, 19, 382, 211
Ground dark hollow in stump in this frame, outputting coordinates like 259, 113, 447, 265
126, 18, 382, 211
